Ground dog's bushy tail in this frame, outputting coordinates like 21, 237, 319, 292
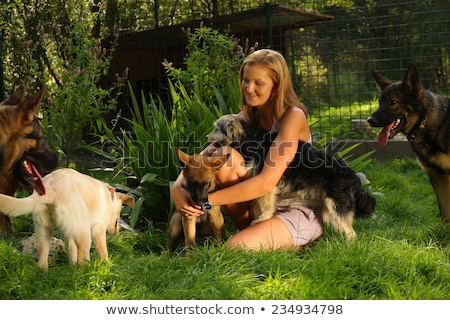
354, 188, 376, 218
0, 193, 36, 217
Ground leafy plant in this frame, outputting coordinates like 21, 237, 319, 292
87, 27, 258, 227
162, 25, 256, 112
314, 125, 374, 173
43, 10, 124, 165
2, 2, 125, 166
87, 81, 226, 227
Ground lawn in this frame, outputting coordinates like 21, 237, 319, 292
0, 157, 449, 300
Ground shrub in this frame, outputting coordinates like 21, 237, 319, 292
88, 81, 226, 228
163, 25, 257, 112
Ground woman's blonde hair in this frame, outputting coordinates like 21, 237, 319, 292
239, 49, 306, 126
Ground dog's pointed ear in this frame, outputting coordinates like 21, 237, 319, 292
1, 84, 26, 106
371, 70, 392, 90
402, 64, 422, 98
176, 148, 190, 168
16, 86, 48, 125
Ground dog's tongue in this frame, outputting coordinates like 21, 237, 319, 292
25, 161, 46, 195
377, 121, 396, 147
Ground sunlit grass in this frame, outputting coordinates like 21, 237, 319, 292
0, 158, 449, 300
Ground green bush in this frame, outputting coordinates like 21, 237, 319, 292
88, 81, 228, 228
1, 2, 124, 165
44, 13, 123, 165
163, 25, 256, 111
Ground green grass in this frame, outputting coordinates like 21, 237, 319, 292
0, 157, 449, 300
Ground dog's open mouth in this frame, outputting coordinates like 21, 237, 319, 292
377, 119, 401, 146
22, 160, 46, 195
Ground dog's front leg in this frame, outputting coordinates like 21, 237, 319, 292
166, 211, 183, 251
182, 216, 197, 248
426, 169, 450, 224
209, 208, 227, 242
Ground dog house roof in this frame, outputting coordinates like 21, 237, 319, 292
117, 4, 334, 49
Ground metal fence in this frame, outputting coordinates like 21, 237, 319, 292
105, 1, 450, 138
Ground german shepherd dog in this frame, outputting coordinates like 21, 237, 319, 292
0, 168, 135, 269
207, 114, 376, 240
368, 64, 450, 224
0, 85, 59, 233
166, 149, 229, 251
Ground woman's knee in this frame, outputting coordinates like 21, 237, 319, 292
225, 217, 294, 250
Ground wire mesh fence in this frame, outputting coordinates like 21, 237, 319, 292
101, 0, 450, 139
2, 1, 450, 139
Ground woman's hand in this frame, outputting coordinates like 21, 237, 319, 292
171, 177, 204, 220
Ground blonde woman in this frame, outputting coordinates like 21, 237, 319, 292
171, 49, 323, 250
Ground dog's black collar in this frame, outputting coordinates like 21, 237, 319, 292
407, 115, 428, 142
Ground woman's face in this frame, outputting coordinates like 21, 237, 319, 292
240, 64, 275, 108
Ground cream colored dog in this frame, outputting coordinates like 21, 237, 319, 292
0, 168, 134, 268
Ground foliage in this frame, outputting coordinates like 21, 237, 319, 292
1, 158, 449, 300
314, 127, 375, 173
292, 44, 328, 104
1, 1, 125, 164
309, 100, 377, 139
86, 81, 226, 227
87, 26, 254, 227
45, 14, 124, 165
163, 25, 256, 112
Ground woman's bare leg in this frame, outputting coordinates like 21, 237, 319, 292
225, 217, 294, 250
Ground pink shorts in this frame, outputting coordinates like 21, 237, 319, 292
275, 204, 323, 247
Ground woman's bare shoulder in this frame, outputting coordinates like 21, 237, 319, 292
285, 105, 307, 117
279, 106, 310, 140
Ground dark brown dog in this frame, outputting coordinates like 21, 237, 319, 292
0, 85, 59, 233
368, 64, 450, 224
166, 149, 228, 251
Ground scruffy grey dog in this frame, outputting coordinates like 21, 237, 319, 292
207, 114, 376, 240
207, 114, 266, 147
207, 114, 273, 224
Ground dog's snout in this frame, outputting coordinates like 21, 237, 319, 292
191, 192, 209, 207
367, 116, 378, 126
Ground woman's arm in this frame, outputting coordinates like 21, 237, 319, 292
208, 107, 308, 206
